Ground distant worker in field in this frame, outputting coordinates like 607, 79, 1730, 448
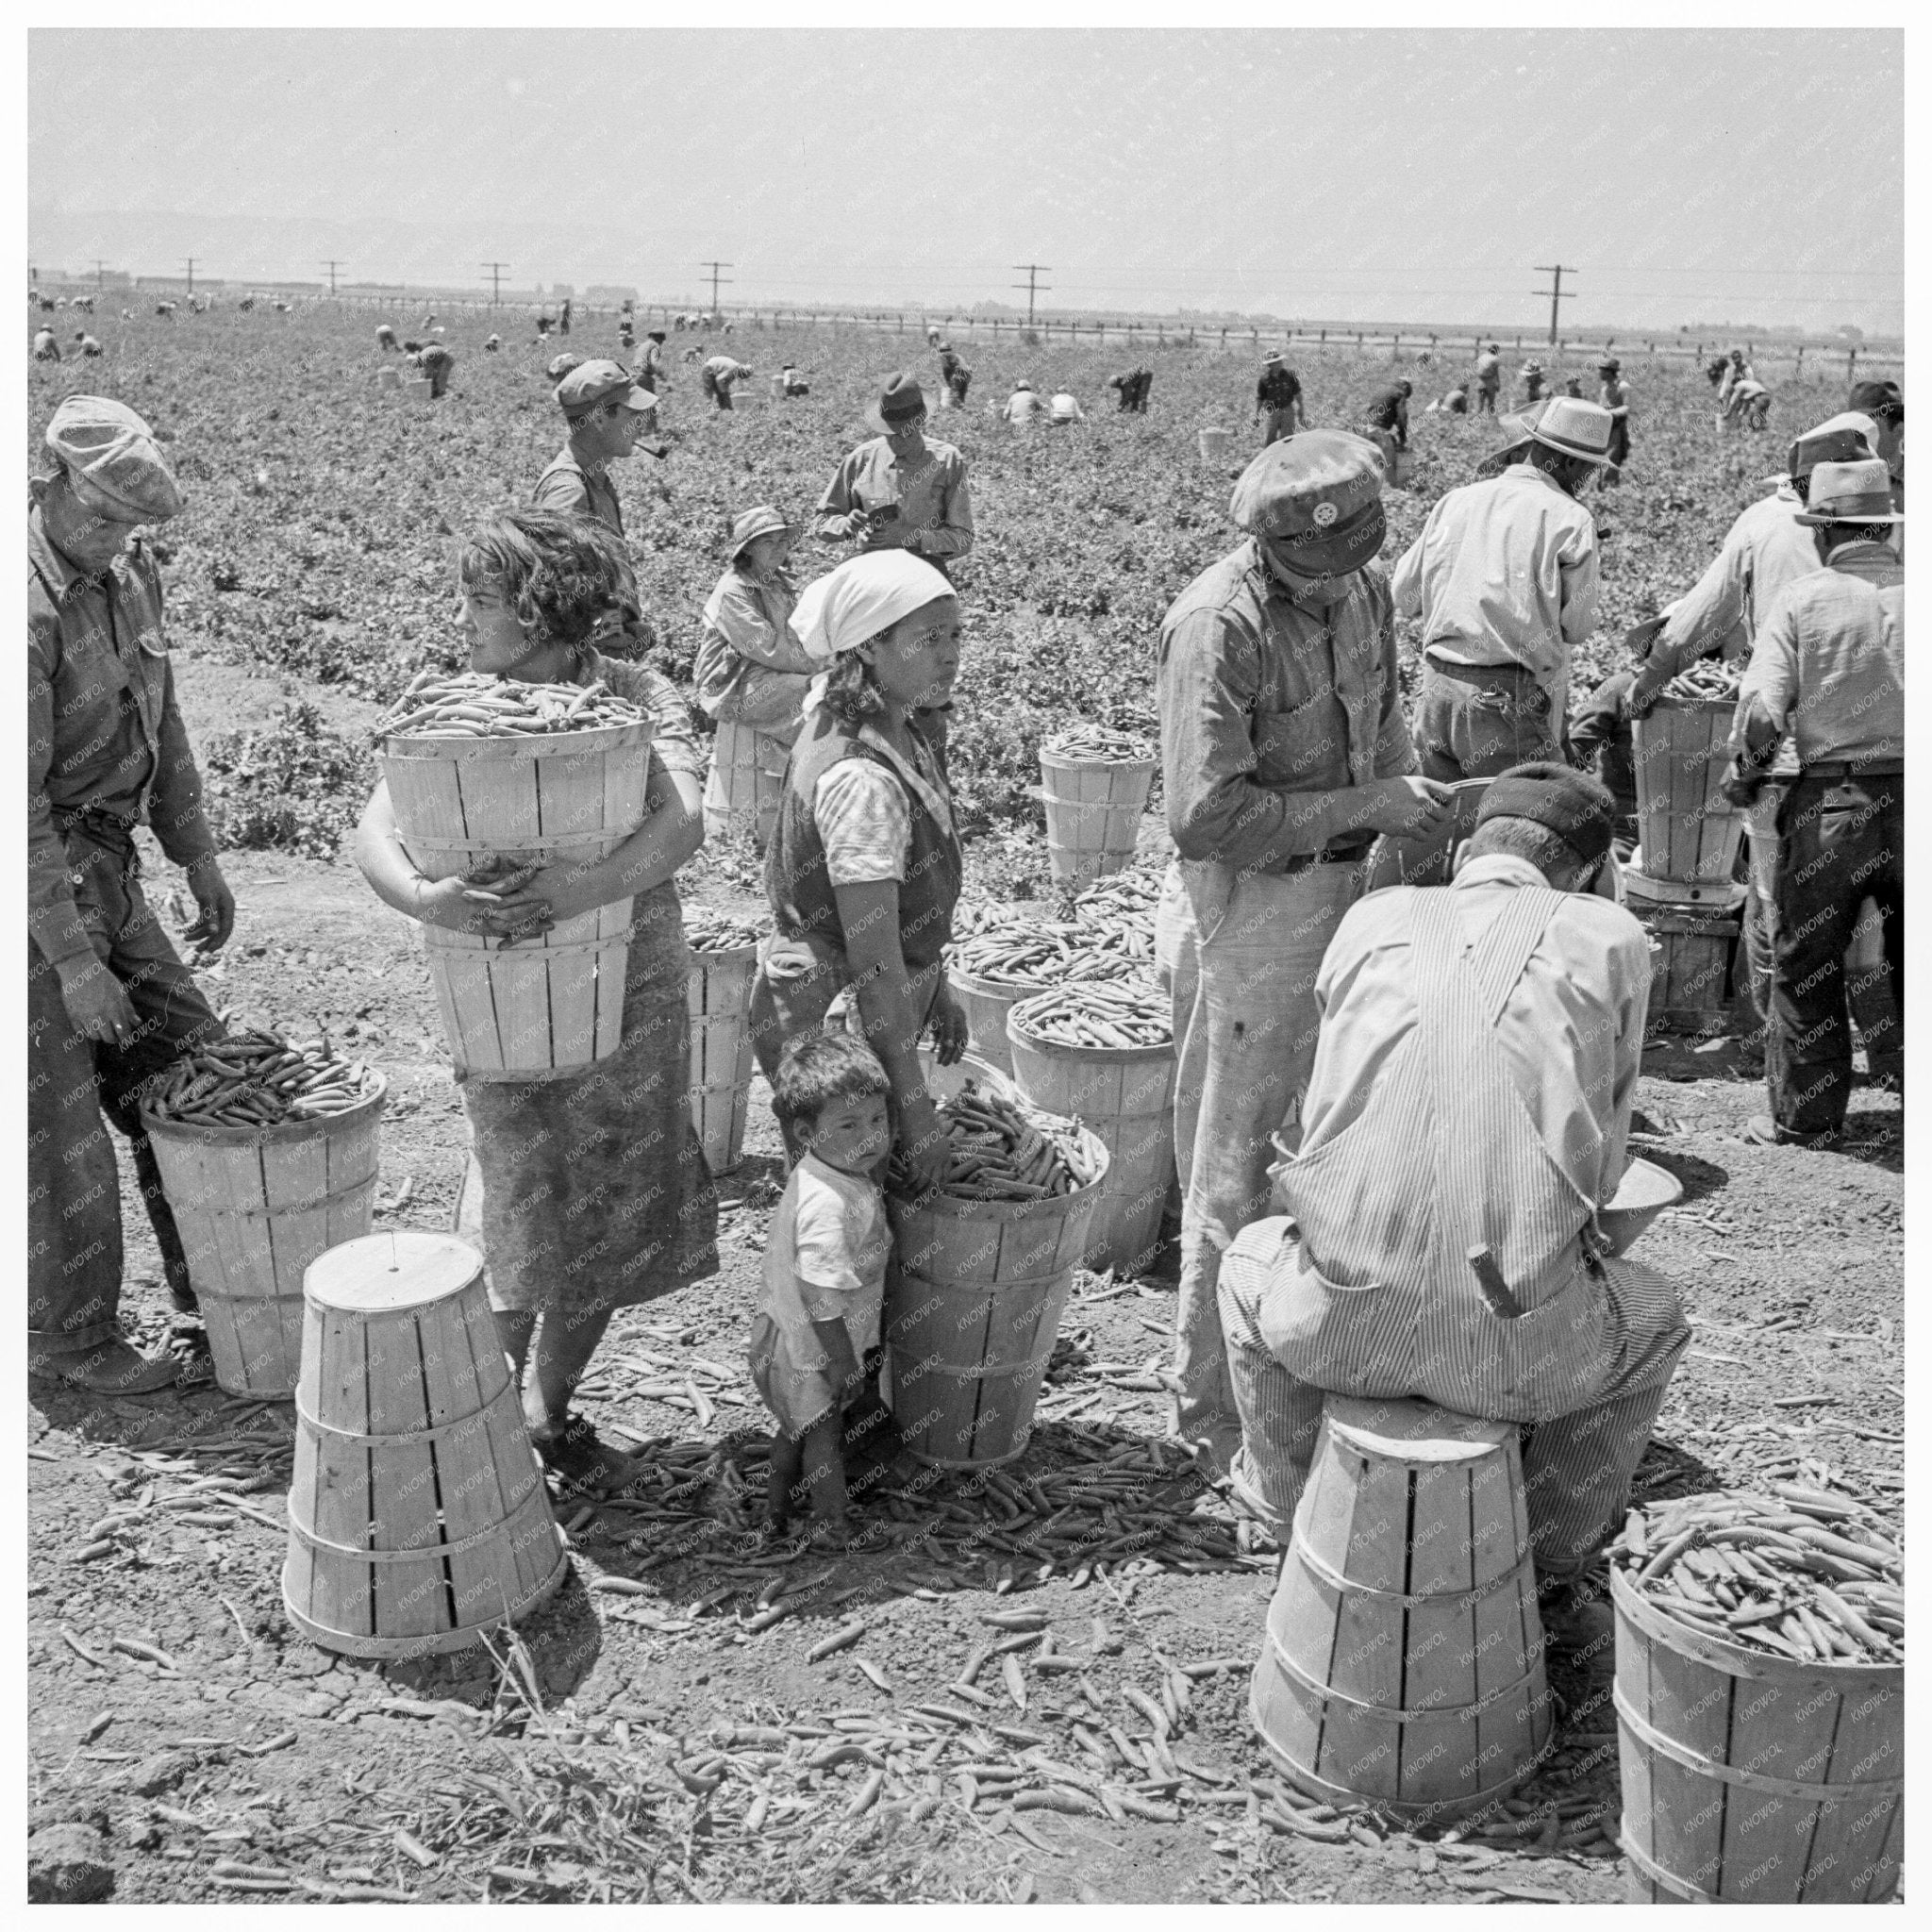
76, 332, 104, 358
937, 341, 972, 409
409, 342, 457, 399
693, 506, 818, 744
375, 323, 397, 351
1519, 359, 1547, 403
779, 363, 810, 397
1725, 377, 1774, 432
1717, 347, 1756, 406
33, 327, 59, 361
558, 298, 572, 337
29, 395, 238, 1394
484, 332, 502, 353
533, 358, 668, 537
1392, 396, 1615, 779
815, 373, 974, 576
1563, 375, 1585, 398
1705, 355, 1729, 389
1109, 367, 1154, 413
636, 329, 671, 394
1474, 341, 1503, 414
701, 354, 754, 410
1155, 432, 1451, 1474
1047, 391, 1085, 426
1255, 354, 1306, 444
1596, 356, 1632, 488
1847, 378, 1904, 509
1004, 378, 1048, 427
617, 320, 635, 352
926, 324, 942, 346
1360, 376, 1412, 473
1428, 382, 1469, 416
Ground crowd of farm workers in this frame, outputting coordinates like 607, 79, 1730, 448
27, 304, 1903, 1649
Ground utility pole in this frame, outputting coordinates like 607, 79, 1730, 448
1533, 263, 1575, 347
482, 261, 509, 305
701, 261, 733, 318
321, 259, 344, 295
94, 259, 108, 293
183, 257, 198, 298
1012, 263, 1051, 329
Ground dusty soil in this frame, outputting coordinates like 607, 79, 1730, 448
27, 651, 1903, 1907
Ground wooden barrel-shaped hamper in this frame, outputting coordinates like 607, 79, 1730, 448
1199, 426, 1234, 462
404, 376, 433, 401
1637, 905, 1742, 1037
1039, 751, 1156, 885
702, 719, 788, 850
1251, 1396, 1554, 1821
948, 966, 1047, 1079
380, 719, 651, 1080
1632, 695, 1745, 883
882, 1119, 1108, 1468
376, 366, 400, 391
1611, 1568, 1903, 1903
141, 1081, 386, 1396
1006, 1000, 1175, 1278
285, 1232, 568, 1658
687, 939, 759, 1174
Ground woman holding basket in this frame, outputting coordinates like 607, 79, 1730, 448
354, 508, 719, 1493
749, 550, 971, 1191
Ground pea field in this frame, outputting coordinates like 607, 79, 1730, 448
25, 300, 1903, 1907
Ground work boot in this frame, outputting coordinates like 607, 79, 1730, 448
1538, 1573, 1616, 1665
533, 1413, 639, 1497
1742, 1114, 1844, 1152
31, 1335, 182, 1396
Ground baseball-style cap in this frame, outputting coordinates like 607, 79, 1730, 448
44, 394, 183, 522
1528, 396, 1615, 465
1477, 760, 1617, 865
556, 359, 658, 418
1795, 458, 1904, 527
1231, 429, 1388, 575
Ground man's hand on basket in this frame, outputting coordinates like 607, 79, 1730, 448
927, 983, 970, 1066
896, 1092, 951, 1195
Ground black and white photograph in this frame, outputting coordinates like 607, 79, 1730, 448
23, 18, 1906, 1908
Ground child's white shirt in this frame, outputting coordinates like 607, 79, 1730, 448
760, 1151, 889, 1360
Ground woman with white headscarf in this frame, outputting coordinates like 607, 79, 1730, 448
750, 550, 969, 1191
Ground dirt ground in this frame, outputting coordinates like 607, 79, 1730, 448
27, 655, 1903, 1907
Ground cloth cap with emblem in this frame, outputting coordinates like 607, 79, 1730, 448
556, 359, 658, 419
44, 393, 183, 522
1476, 760, 1617, 866
1231, 429, 1388, 575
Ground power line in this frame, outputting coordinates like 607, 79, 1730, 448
1012, 263, 1051, 327
321, 259, 344, 295
701, 260, 733, 314
481, 261, 510, 304
183, 257, 198, 298
1533, 264, 1577, 347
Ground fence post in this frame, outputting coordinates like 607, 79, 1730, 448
1848, 347, 1857, 383
1393, 332, 1401, 359
1795, 345, 1804, 378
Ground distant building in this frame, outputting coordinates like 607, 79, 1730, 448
587, 284, 640, 304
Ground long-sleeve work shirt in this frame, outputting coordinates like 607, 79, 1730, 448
692, 565, 816, 717
812, 436, 974, 563
1157, 539, 1417, 873
28, 506, 217, 966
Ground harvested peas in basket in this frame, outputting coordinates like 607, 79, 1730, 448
684, 908, 767, 953
149, 1030, 380, 1127
890, 1081, 1099, 1203
1609, 1485, 1904, 1664
1008, 979, 1172, 1049
1042, 724, 1156, 764
375, 669, 646, 739
1657, 659, 1742, 703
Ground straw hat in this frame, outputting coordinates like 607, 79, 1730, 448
1528, 396, 1615, 466
1794, 458, 1903, 527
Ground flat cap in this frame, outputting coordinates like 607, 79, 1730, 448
556, 358, 658, 418
44, 394, 182, 522
1231, 428, 1385, 539
1477, 760, 1617, 865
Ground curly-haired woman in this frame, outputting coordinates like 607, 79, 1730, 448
354, 508, 719, 1492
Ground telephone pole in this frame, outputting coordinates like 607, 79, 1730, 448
321, 259, 344, 295
701, 260, 733, 317
1012, 263, 1051, 328
482, 261, 509, 305
1533, 263, 1576, 347
94, 259, 108, 293
183, 257, 198, 298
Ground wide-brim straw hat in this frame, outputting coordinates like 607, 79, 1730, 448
1794, 458, 1904, 526
1528, 395, 1616, 466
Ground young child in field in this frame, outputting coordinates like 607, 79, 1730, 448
750, 1032, 894, 1541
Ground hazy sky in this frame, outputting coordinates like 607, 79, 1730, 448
29, 28, 1904, 333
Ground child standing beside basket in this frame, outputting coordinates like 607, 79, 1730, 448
750, 1032, 899, 1542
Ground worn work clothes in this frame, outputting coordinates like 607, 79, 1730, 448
1599, 376, 1632, 468
1363, 383, 1409, 447
692, 564, 816, 737
1048, 393, 1084, 425
1005, 390, 1047, 426
1474, 352, 1501, 406
1391, 464, 1601, 729
812, 438, 974, 565
531, 446, 625, 533
1734, 544, 1904, 774
1763, 774, 1905, 1136
1158, 540, 1418, 877
29, 508, 219, 967
1217, 857, 1688, 1572
1256, 367, 1302, 413
1414, 657, 1565, 782
1157, 860, 1366, 1466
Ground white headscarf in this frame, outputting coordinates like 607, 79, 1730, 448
791, 550, 954, 665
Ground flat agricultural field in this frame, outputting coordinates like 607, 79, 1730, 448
26, 302, 1901, 1906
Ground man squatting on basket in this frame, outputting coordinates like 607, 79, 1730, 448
1215, 765, 1691, 1652
750, 1032, 896, 1542
28, 396, 238, 1395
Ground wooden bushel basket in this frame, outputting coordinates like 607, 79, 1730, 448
1637, 905, 1741, 1038
376, 367, 400, 391
1611, 1567, 1903, 1903
1251, 1396, 1555, 1821
687, 940, 759, 1174
702, 719, 787, 850
1039, 750, 1156, 885
882, 1111, 1108, 1469
1632, 695, 1745, 884
380, 718, 652, 1080
141, 1079, 386, 1397
284, 1232, 568, 1659
1006, 999, 1175, 1279
404, 376, 433, 400
947, 966, 1047, 1079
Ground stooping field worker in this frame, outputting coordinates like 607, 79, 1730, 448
411, 341, 456, 398
1254, 353, 1305, 444
1392, 394, 1615, 780
1154, 430, 1455, 1476
1217, 764, 1690, 1654
33, 326, 60, 360
1003, 379, 1047, 427
692, 505, 821, 742
1519, 358, 1547, 403
1109, 366, 1153, 413
531, 358, 667, 534
751, 1032, 896, 1544
747, 550, 970, 1189
700, 354, 754, 409
936, 339, 971, 408
352, 508, 719, 1495
1047, 390, 1085, 426
1474, 339, 1502, 412
27, 396, 237, 1394
1725, 457, 1904, 1150
815, 373, 975, 576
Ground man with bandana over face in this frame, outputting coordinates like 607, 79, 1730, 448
1154, 431, 1454, 1474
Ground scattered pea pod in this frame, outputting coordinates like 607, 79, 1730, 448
1042, 724, 1156, 764
684, 909, 767, 954
375, 669, 646, 740
147, 1028, 382, 1128
1009, 979, 1172, 1050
